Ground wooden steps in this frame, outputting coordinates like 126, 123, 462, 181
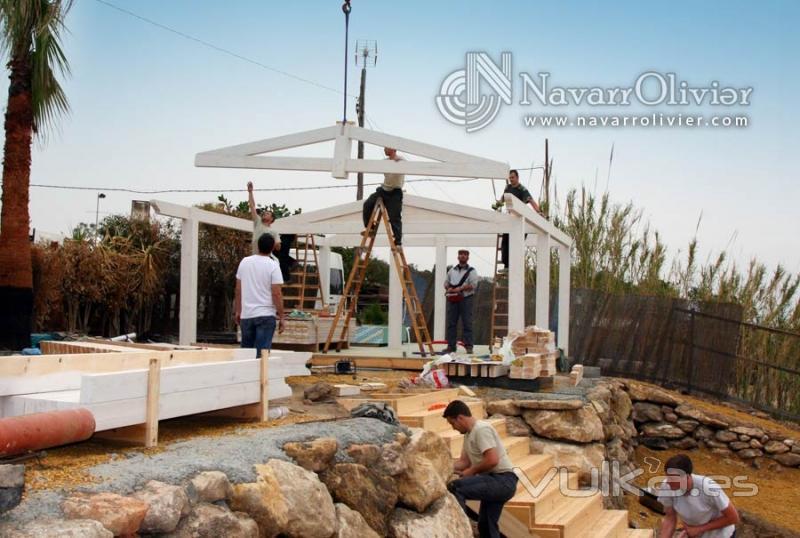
625, 530, 654, 538
530, 491, 603, 538
513, 454, 554, 491
507, 471, 579, 525
399, 399, 485, 431
577, 509, 629, 538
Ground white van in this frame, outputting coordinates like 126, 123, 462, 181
327, 252, 345, 308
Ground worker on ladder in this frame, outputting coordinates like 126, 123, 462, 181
497, 169, 541, 273
362, 147, 405, 246
248, 181, 296, 281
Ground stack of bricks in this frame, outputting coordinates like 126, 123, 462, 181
507, 326, 558, 380
569, 364, 584, 385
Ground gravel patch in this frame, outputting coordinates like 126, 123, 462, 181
2, 417, 404, 527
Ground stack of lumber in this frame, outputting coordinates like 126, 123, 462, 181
508, 326, 557, 357
0, 345, 310, 437
509, 352, 557, 380
570, 364, 584, 385
272, 317, 356, 347
444, 361, 509, 378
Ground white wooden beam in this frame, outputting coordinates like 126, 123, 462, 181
508, 218, 526, 332
505, 194, 572, 248
557, 244, 571, 356
332, 123, 353, 179
180, 217, 199, 346
152, 200, 252, 233
535, 232, 551, 330
389, 260, 402, 349
321, 234, 541, 248
434, 239, 447, 340
274, 221, 512, 235
194, 125, 339, 161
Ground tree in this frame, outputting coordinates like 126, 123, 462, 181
0, 0, 72, 348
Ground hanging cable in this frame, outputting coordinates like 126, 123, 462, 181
341, 1, 352, 123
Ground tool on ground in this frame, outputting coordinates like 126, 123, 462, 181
324, 199, 434, 356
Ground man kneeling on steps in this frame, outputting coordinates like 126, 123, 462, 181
444, 400, 518, 538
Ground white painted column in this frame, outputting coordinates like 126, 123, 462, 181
434, 239, 447, 340
536, 232, 551, 330
507, 218, 526, 332
388, 257, 403, 348
318, 242, 331, 306
179, 214, 199, 345
557, 244, 571, 356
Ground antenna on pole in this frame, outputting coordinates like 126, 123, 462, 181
355, 39, 377, 200
341, 1, 352, 123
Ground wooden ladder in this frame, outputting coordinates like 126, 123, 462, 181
324, 200, 434, 356
282, 234, 325, 312
491, 234, 509, 342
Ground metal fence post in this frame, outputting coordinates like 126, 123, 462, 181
687, 309, 695, 393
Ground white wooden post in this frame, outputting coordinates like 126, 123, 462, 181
536, 232, 551, 330
557, 244, 571, 356
318, 243, 331, 306
389, 258, 403, 348
508, 218, 526, 332
434, 239, 447, 340
179, 214, 199, 345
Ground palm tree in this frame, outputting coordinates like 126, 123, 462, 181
0, 0, 72, 349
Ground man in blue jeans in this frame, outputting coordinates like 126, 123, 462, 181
444, 400, 518, 538
235, 233, 285, 358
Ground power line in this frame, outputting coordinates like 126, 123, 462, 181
93, 0, 357, 99
30, 178, 482, 195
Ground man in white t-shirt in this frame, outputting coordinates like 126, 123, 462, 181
361, 147, 405, 245
657, 454, 739, 538
444, 400, 518, 538
235, 233, 285, 358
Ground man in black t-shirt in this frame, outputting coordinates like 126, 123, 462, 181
498, 169, 542, 271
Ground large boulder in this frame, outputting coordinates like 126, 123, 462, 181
346, 444, 381, 467
283, 438, 339, 472
632, 402, 663, 423
516, 399, 584, 410
378, 441, 408, 476
676, 419, 700, 434
764, 441, 790, 455
7, 519, 113, 538
61, 492, 148, 537
625, 382, 680, 406
486, 400, 520, 416
168, 502, 258, 538
522, 405, 604, 443
395, 451, 447, 512
729, 425, 765, 438
404, 429, 452, 484
528, 436, 605, 486
322, 463, 398, 536
505, 416, 532, 437
189, 471, 233, 503
229, 466, 290, 537
611, 389, 633, 421
773, 453, 800, 467
334, 503, 381, 538
131, 480, 190, 534
640, 423, 686, 439
715, 430, 738, 443
674, 405, 729, 429
263, 460, 336, 538
387, 493, 472, 538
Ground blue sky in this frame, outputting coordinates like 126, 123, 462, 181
7, 0, 799, 276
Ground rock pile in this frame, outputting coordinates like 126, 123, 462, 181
626, 380, 800, 468
4, 431, 472, 538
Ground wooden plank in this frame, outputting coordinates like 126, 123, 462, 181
84, 338, 191, 351
259, 350, 269, 422
145, 358, 160, 447
309, 355, 427, 371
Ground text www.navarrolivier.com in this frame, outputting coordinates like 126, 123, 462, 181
522, 113, 749, 128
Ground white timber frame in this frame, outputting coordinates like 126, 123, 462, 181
177, 123, 573, 353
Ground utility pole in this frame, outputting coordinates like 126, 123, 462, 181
354, 40, 377, 200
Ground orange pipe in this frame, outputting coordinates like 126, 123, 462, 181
0, 408, 96, 457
